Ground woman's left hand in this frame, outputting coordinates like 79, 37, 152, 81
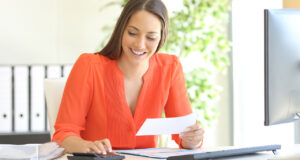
179, 123, 204, 149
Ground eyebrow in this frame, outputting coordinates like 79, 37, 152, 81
128, 25, 159, 34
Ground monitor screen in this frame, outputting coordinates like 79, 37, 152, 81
264, 9, 300, 126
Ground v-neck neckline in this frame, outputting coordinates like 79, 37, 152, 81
112, 57, 154, 122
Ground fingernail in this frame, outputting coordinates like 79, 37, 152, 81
103, 151, 107, 155
109, 148, 112, 152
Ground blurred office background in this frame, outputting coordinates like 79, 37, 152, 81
0, 0, 299, 147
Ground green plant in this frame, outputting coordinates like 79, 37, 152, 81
161, 0, 231, 127
99, 0, 231, 127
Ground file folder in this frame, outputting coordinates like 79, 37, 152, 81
0, 67, 12, 132
14, 66, 29, 132
31, 66, 45, 132
63, 65, 72, 78
47, 65, 61, 78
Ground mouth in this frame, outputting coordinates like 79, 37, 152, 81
130, 48, 147, 56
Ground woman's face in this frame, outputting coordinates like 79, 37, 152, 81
121, 10, 161, 65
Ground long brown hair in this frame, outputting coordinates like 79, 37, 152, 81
97, 0, 169, 59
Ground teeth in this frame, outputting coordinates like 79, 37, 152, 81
132, 49, 145, 55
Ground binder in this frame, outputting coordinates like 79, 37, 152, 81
1, 65, 71, 133
0, 67, 12, 132
47, 65, 61, 78
31, 66, 45, 132
14, 66, 29, 132
63, 65, 72, 78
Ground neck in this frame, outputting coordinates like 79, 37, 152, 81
117, 58, 149, 80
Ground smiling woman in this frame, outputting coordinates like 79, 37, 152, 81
118, 10, 162, 115
52, 0, 204, 155
120, 10, 161, 66
98, 0, 168, 59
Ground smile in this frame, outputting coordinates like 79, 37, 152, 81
131, 48, 146, 56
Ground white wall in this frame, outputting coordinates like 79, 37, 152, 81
214, 71, 232, 146
232, 0, 295, 146
0, 0, 121, 65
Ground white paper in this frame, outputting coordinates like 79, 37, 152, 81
0, 142, 64, 160
136, 113, 196, 136
117, 148, 203, 159
0, 144, 38, 159
38, 142, 64, 160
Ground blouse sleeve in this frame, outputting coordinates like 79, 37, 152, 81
164, 56, 193, 147
52, 53, 94, 143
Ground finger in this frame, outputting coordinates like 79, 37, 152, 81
182, 132, 202, 139
88, 142, 102, 154
181, 135, 203, 148
181, 133, 202, 140
85, 148, 91, 153
94, 141, 107, 154
182, 130, 204, 139
182, 135, 202, 142
182, 135, 203, 144
180, 131, 204, 144
102, 139, 112, 152
181, 139, 200, 149
180, 128, 204, 138
182, 124, 201, 134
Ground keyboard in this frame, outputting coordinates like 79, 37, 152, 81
167, 144, 281, 160
67, 152, 125, 160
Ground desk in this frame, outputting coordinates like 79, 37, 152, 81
58, 153, 274, 160
58, 154, 165, 160
58, 145, 300, 160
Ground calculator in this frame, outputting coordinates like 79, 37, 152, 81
67, 152, 125, 160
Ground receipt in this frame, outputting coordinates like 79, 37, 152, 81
136, 113, 196, 136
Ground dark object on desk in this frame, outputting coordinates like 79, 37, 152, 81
167, 144, 281, 160
0, 132, 50, 144
67, 152, 125, 160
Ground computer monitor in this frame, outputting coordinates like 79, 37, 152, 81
264, 9, 300, 126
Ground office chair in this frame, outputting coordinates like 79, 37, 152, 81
44, 78, 67, 139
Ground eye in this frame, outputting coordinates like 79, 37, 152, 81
147, 37, 156, 41
128, 31, 136, 36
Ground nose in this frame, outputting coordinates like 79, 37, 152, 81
134, 36, 146, 50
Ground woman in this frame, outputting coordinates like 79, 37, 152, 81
53, 0, 204, 154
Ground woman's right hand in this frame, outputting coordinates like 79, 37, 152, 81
61, 136, 112, 154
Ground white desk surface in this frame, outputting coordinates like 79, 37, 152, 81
58, 153, 274, 160
58, 144, 300, 160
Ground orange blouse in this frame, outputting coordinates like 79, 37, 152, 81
52, 53, 192, 149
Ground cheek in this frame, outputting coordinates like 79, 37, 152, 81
122, 34, 134, 47
121, 35, 128, 47
147, 41, 160, 52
